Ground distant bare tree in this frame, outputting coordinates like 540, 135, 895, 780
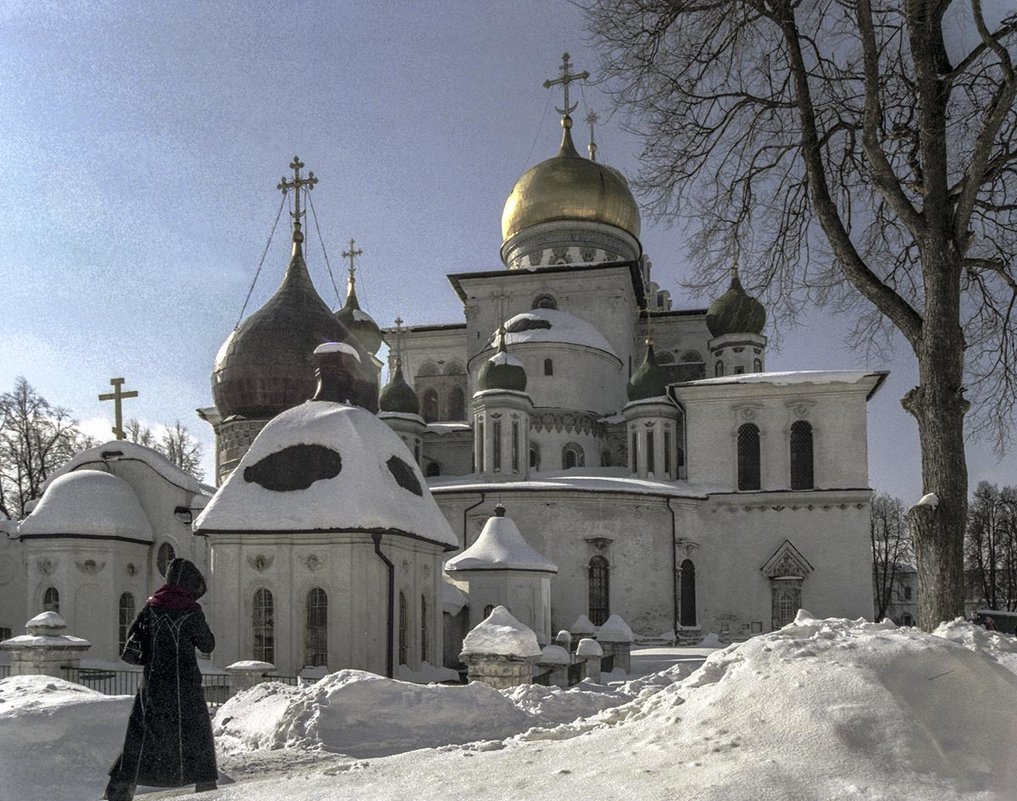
125, 418, 157, 448
871, 493, 911, 621
586, 1, 1017, 628
160, 421, 204, 481
0, 377, 92, 518
965, 481, 1017, 610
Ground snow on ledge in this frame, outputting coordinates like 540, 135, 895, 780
461, 606, 541, 658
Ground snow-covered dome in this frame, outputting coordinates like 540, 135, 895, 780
445, 506, 556, 574
195, 399, 456, 549
19, 470, 153, 541
44, 440, 209, 496
485, 308, 618, 359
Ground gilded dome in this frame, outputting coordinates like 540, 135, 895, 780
706, 268, 767, 338
212, 231, 378, 419
501, 120, 641, 243
336, 279, 383, 355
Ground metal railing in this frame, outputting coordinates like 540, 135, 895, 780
59, 666, 237, 710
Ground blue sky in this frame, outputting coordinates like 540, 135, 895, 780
1, 0, 1013, 498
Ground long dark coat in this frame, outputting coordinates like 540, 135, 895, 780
108, 559, 218, 788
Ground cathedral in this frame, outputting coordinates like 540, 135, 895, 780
0, 55, 885, 678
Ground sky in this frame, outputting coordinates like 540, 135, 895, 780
0, 0, 1014, 499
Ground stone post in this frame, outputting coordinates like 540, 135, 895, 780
537, 644, 571, 689
461, 653, 536, 690
225, 660, 277, 693
459, 605, 541, 690
576, 638, 603, 683
0, 612, 91, 678
554, 629, 573, 652
595, 614, 634, 674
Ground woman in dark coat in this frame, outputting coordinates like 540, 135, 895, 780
104, 558, 218, 800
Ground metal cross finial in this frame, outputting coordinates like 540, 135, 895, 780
342, 238, 363, 282
98, 377, 139, 441
586, 110, 599, 161
277, 155, 318, 229
543, 52, 590, 118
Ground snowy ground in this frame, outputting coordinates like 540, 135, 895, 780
3, 614, 1017, 801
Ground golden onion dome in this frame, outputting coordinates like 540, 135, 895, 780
501, 118, 641, 243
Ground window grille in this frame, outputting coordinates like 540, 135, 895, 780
737, 423, 761, 490
398, 592, 408, 665
588, 556, 610, 626
305, 588, 328, 667
253, 588, 274, 664
118, 593, 135, 653
421, 596, 429, 663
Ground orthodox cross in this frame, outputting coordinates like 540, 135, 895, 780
543, 52, 589, 118
277, 155, 318, 228
586, 110, 599, 162
393, 316, 404, 363
342, 239, 363, 283
98, 377, 138, 441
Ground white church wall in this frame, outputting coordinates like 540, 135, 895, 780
0, 535, 27, 640
504, 343, 624, 413
529, 427, 607, 473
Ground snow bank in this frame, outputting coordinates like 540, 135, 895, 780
0, 676, 131, 801
933, 617, 1017, 676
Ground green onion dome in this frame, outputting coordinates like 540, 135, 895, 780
627, 340, 671, 401
379, 360, 420, 415
476, 335, 528, 393
706, 266, 766, 338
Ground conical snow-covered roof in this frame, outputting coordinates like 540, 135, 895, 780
19, 470, 153, 542
445, 506, 556, 573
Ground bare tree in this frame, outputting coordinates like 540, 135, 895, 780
0, 377, 92, 518
586, 1, 1017, 628
871, 492, 911, 621
965, 481, 1017, 610
125, 418, 157, 448
160, 421, 204, 481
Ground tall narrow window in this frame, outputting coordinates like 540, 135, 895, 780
771, 579, 801, 629
447, 387, 465, 421
664, 431, 672, 477
737, 423, 761, 491
544, 358, 554, 376
511, 421, 520, 472
398, 592, 408, 665
305, 588, 328, 668
493, 419, 502, 472
421, 595, 429, 663
789, 420, 814, 490
646, 430, 655, 474
562, 443, 584, 470
529, 442, 540, 470
477, 420, 485, 471
715, 361, 724, 377
43, 587, 59, 614
118, 593, 136, 653
753, 358, 763, 372
157, 542, 175, 577
422, 389, 439, 423
631, 430, 638, 471
588, 556, 610, 626
253, 588, 274, 664
679, 560, 697, 627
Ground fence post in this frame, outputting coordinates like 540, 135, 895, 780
0, 612, 91, 678
225, 660, 276, 693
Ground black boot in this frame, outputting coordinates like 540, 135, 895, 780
103, 779, 135, 801
195, 780, 218, 793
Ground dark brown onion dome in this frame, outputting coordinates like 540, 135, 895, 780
336, 279, 383, 355
379, 359, 420, 414
706, 266, 766, 338
627, 340, 671, 401
476, 334, 528, 393
213, 230, 379, 418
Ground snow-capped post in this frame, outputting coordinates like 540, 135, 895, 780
595, 614, 634, 673
570, 614, 596, 647
460, 606, 541, 690
554, 629, 573, 652
0, 612, 91, 678
225, 660, 277, 693
576, 637, 603, 683
537, 643, 573, 688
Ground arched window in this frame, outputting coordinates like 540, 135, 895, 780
677, 350, 706, 381
157, 542, 175, 577
398, 592, 409, 665
253, 588, 274, 664
533, 293, 557, 310
789, 420, 814, 490
737, 423, 761, 491
588, 556, 610, 626
43, 587, 59, 614
447, 387, 465, 420
529, 442, 540, 470
483, 604, 495, 618
118, 593, 135, 653
421, 595, 429, 663
421, 388, 439, 422
771, 579, 801, 630
305, 588, 328, 668
679, 560, 697, 627
544, 358, 554, 376
715, 361, 725, 377
562, 443, 585, 470
425, 461, 441, 477
417, 361, 440, 377
901, 613, 913, 627
753, 358, 763, 372
444, 361, 465, 376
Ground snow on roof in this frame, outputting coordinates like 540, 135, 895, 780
18, 470, 153, 542
427, 422, 472, 435
445, 511, 557, 574
674, 369, 887, 394
431, 469, 708, 500
314, 341, 361, 362
488, 350, 523, 367
45, 440, 209, 496
461, 606, 541, 658
570, 615, 596, 635
538, 644, 571, 665
596, 614, 635, 643
195, 401, 457, 548
442, 580, 468, 616
491, 308, 618, 358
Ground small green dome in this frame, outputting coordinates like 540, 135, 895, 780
336, 281, 383, 355
379, 361, 419, 414
627, 341, 670, 401
706, 269, 766, 338
476, 337, 528, 393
